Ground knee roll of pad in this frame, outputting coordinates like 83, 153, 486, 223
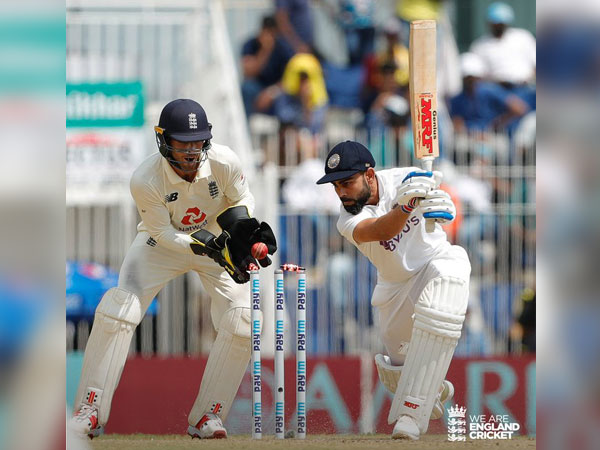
418, 276, 469, 315
96, 287, 143, 325
413, 305, 464, 339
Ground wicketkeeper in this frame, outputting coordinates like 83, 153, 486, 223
317, 141, 470, 440
69, 99, 277, 439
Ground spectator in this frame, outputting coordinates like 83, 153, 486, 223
366, 18, 409, 91
275, 0, 314, 53
362, 18, 408, 114
450, 53, 530, 133
241, 16, 295, 117
274, 52, 329, 134
365, 63, 409, 131
338, 0, 376, 66
470, 2, 536, 87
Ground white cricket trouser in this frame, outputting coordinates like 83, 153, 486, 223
373, 245, 471, 365
120, 231, 249, 327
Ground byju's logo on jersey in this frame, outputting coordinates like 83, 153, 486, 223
188, 113, 197, 129
181, 207, 207, 226
164, 192, 179, 203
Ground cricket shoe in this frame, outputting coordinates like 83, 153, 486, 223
69, 404, 103, 439
187, 413, 227, 439
392, 415, 420, 440
431, 380, 454, 420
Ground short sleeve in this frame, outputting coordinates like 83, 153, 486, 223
336, 206, 378, 246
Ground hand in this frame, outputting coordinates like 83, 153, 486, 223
395, 170, 442, 214
420, 189, 456, 225
217, 206, 278, 268
189, 229, 250, 284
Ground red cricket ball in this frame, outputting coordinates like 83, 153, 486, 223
251, 242, 268, 260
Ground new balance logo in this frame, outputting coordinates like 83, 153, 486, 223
208, 181, 219, 198
189, 113, 197, 129
146, 237, 157, 247
164, 192, 179, 203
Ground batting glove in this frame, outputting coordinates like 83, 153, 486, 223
420, 189, 456, 224
395, 170, 442, 213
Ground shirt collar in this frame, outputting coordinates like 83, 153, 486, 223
375, 171, 384, 204
162, 156, 212, 184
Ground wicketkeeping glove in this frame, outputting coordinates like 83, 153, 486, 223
216, 206, 277, 268
395, 170, 442, 213
420, 189, 456, 225
189, 229, 250, 284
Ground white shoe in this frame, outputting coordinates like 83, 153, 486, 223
69, 404, 103, 439
392, 415, 420, 440
187, 413, 227, 439
431, 380, 454, 420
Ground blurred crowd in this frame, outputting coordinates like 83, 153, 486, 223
240, 0, 536, 147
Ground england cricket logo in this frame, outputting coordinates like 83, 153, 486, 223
447, 404, 467, 441
188, 113, 197, 129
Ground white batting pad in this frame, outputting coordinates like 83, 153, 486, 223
74, 288, 142, 425
188, 306, 253, 426
375, 353, 453, 420
375, 354, 403, 394
387, 277, 468, 432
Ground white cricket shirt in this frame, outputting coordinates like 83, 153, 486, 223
470, 27, 536, 84
337, 168, 450, 285
130, 143, 255, 254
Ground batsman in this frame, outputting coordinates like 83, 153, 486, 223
317, 19, 469, 440
68, 99, 277, 439
317, 139, 470, 440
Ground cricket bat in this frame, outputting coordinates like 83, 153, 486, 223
409, 20, 439, 232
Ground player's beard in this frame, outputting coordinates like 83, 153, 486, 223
342, 178, 371, 215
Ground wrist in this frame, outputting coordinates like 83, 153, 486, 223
400, 197, 418, 214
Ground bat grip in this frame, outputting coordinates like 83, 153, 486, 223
421, 157, 435, 232
421, 157, 434, 172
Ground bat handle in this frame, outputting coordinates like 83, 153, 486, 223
421, 157, 435, 233
421, 157, 434, 173
425, 219, 436, 233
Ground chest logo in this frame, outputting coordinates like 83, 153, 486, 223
181, 207, 207, 225
164, 192, 179, 203
208, 181, 219, 198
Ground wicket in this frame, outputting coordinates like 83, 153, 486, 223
250, 264, 307, 440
